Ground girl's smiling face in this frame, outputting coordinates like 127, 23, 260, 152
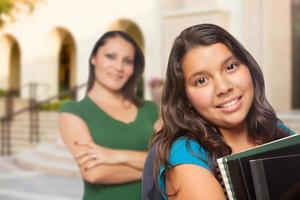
183, 43, 254, 130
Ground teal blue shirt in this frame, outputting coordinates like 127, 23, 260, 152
158, 123, 296, 200
158, 137, 210, 200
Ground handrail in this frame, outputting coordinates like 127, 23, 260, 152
0, 82, 87, 155
1, 82, 50, 97
0, 83, 86, 121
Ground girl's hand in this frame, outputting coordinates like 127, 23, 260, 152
74, 141, 123, 170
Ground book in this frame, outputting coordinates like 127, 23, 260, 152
217, 134, 300, 200
250, 154, 300, 200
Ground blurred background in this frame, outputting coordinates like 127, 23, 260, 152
0, 0, 299, 199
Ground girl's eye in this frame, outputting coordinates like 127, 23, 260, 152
106, 53, 116, 59
225, 63, 238, 72
195, 77, 208, 86
124, 59, 134, 65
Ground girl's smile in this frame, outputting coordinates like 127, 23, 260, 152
216, 95, 243, 113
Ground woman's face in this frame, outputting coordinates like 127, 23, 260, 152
91, 36, 135, 92
182, 43, 254, 129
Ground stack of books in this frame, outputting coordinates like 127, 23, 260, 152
217, 134, 300, 200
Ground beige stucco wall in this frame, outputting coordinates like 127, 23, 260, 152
0, 0, 294, 111
262, 0, 292, 111
0, 35, 12, 89
162, 8, 230, 73
238, 0, 292, 111
0, 0, 162, 100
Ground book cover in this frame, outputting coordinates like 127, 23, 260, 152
250, 154, 300, 200
217, 134, 300, 200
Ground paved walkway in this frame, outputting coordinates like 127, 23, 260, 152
0, 157, 83, 200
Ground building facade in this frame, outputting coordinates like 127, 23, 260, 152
0, 0, 298, 112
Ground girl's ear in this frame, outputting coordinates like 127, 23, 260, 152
91, 57, 96, 66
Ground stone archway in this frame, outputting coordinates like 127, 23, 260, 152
109, 19, 144, 51
108, 19, 145, 98
0, 34, 21, 94
52, 28, 76, 95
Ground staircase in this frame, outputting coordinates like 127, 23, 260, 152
0, 98, 80, 177
3, 97, 300, 178
0, 84, 86, 177
8, 110, 80, 177
10, 111, 60, 153
14, 140, 80, 177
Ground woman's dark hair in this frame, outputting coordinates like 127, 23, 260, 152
86, 30, 144, 106
151, 23, 290, 193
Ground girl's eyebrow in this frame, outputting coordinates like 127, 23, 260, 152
221, 55, 236, 66
105, 50, 117, 54
188, 71, 206, 82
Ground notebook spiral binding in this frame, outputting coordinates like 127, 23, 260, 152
216, 159, 235, 200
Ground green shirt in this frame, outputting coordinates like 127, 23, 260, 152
59, 96, 159, 200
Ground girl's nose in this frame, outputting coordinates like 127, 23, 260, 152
215, 76, 233, 96
114, 60, 124, 71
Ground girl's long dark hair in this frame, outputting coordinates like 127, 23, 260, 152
151, 24, 290, 194
86, 31, 144, 106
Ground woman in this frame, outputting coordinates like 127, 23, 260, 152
59, 31, 159, 200
143, 24, 295, 200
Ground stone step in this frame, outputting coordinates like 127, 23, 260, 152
11, 144, 37, 154
10, 119, 59, 127
11, 115, 59, 123
10, 127, 59, 135
10, 130, 60, 140
35, 143, 75, 164
9, 133, 60, 154
14, 146, 79, 177
11, 117, 59, 124
12, 111, 59, 118
2, 113, 59, 131
10, 135, 59, 143
3, 110, 58, 118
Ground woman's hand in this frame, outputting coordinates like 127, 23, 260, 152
74, 141, 123, 171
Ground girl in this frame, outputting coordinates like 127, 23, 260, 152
144, 24, 295, 200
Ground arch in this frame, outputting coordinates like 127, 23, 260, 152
108, 18, 144, 52
0, 34, 21, 93
50, 27, 77, 95
108, 19, 145, 98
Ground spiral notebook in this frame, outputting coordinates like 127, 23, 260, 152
217, 134, 300, 200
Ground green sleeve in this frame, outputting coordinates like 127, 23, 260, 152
59, 101, 81, 117
144, 100, 159, 123
152, 102, 159, 122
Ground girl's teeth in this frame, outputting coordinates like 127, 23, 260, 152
221, 98, 238, 108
